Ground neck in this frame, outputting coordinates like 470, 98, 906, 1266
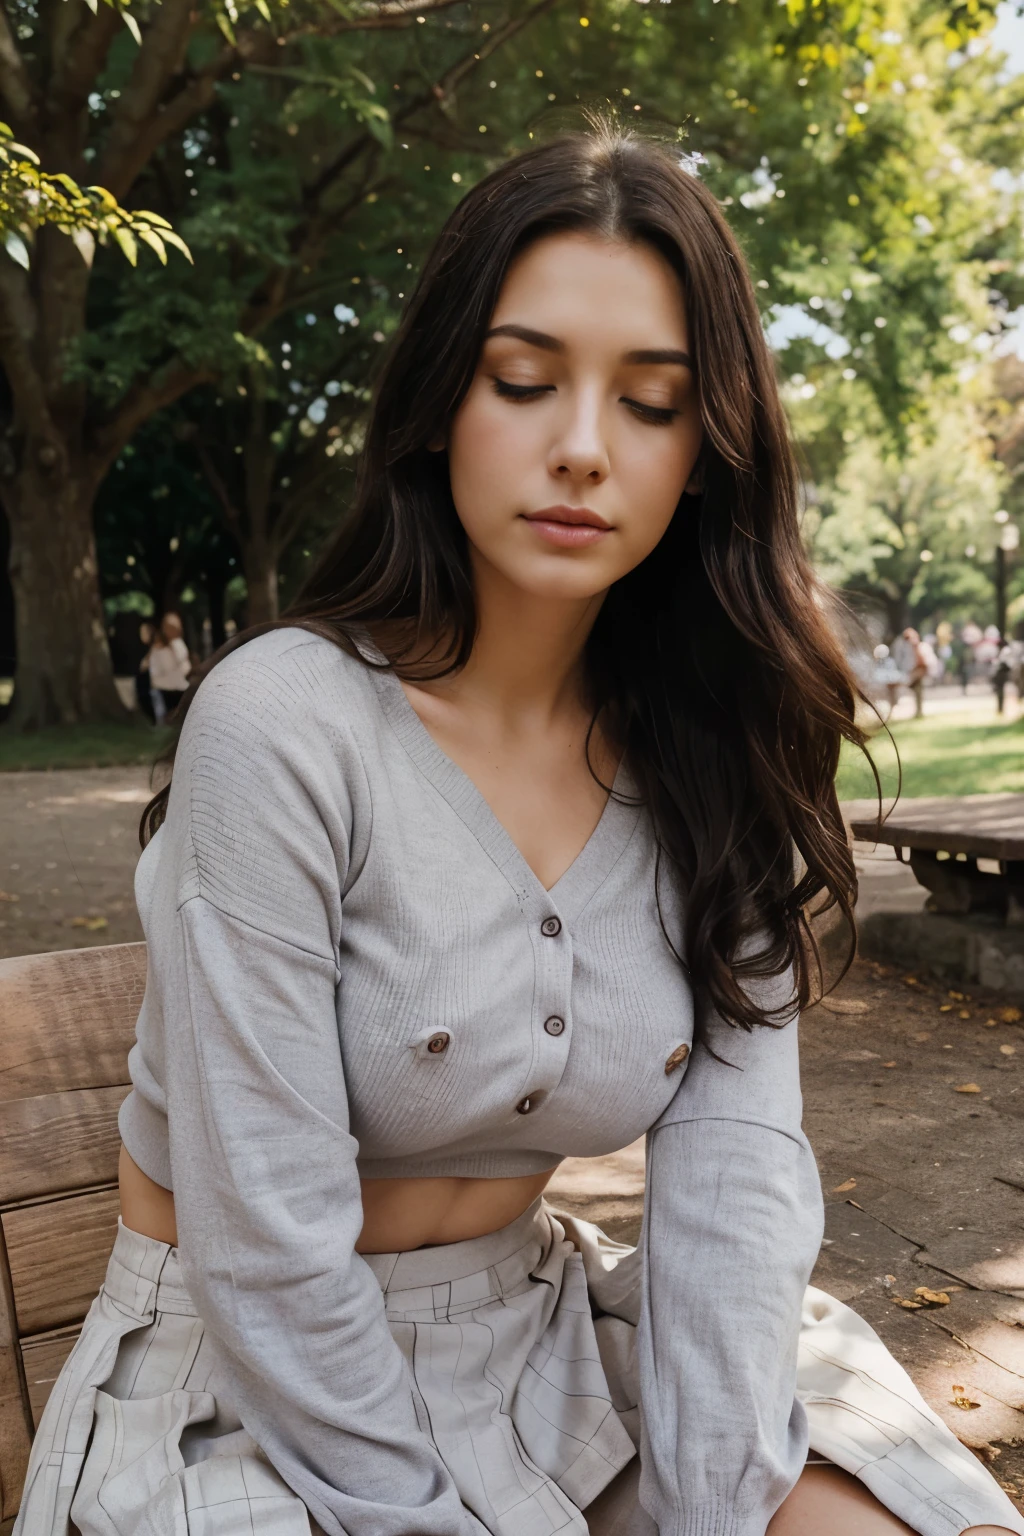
445, 552, 606, 724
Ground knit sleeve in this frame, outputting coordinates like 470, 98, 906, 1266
637, 971, 823, 1536
141, 639, 469, 1536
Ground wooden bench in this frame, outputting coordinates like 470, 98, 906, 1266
850, 794, 1024, 924
0, 942, 145, 1531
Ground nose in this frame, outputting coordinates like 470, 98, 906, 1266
547, 387, 609, 486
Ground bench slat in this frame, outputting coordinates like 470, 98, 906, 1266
0, 943, 145, 1102
21, 1328, 81, 1428
0, 1087, 129, 1208
0, 1227, 30, 1523
4, 1190, 119, 1337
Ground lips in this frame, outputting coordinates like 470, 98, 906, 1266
522, 505, 611, 530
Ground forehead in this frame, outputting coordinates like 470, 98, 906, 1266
489, 231, 689, 349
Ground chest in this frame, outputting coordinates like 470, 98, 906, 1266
335, 767, 694, 1163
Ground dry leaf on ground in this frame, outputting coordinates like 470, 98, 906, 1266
70, 915, 108, 931
914, 1287, 950, 1306
951, 1394, 981, 1410
984, 1019, 999, 1028
820, 997, 871, 1015
0, 891, 19, 902
1000, 1007, 1023, 1024
940, 1004, 954, 1013
1000, 1044, 1017, 1056
892, 1296, 924, 1309
955, 1083, 982, 1094
832, 1178, 857, 1193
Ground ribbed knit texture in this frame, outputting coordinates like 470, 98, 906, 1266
120, 627, 826, 1536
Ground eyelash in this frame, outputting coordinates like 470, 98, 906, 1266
491, 376, 679, 427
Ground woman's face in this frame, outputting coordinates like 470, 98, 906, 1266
446, 231, 702, 604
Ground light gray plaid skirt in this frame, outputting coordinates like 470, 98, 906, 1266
14, 1200, 1024, 1536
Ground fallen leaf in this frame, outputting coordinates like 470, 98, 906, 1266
892, 1296, 924, 1309
959, 1010, 972, 1020
914, 1031, 931, 1042
884, 1061, 898, 1068
914, 1286, 950, 1305
984, 1019, 999, 1028
832, 1178, 857, 1193
1000, 1044, 1016, 1057
0, 891, 20, 902
820, 997, 870, 1015
847, 1199, 863, 1210
951, 1394, 981, 1410
955, 1083, 982, 1094
69, 915, 108, 931
940, 1004, 954, 1013
904, 975, 920, 986
949, 991, 965, 1001
1000, 1007, 1023, 1024
885, 1274, 897, 1284
953, 1384, 965, 1392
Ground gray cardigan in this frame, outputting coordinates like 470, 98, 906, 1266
121, 627, 823, 1536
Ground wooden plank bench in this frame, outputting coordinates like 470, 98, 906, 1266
850, 794, 1024, 924
0, 942, 145, 1531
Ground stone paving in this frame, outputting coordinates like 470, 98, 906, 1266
2, 770, 1024, 1510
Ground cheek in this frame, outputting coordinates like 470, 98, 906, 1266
448, 390, 532, 503
620, 429, 698, 548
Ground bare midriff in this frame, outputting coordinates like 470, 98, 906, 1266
118, 1144, 554, 1254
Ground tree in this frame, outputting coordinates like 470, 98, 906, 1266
5, 0, 1024, 724
0, 0, 552, 728
804, 398, 1007, 632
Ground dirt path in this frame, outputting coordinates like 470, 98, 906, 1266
0, 767, 150, 958
3, 769, 1023, 1509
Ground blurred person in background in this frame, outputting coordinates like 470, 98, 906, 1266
146, 611, 192, 718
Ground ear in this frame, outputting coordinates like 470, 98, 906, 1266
426, 431, 447, 453
683, 465, 704, 496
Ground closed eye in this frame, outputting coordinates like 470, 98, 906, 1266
492, 377, 554, 401
623, 398, 679, 426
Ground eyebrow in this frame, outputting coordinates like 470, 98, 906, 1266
485, 324, 693, 371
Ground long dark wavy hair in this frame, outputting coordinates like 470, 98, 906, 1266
143, 125, 864, 1032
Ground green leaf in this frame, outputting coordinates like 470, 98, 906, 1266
159, 227, 194, 263
254, 0, 272, 20
121, 7, 142, 45
112, 225, 138, 265
136, 227, 168, 264
215, 12, 237, 45
4, 231, 29, 268
132, 209, 172, 229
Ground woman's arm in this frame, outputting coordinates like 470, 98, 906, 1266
133, 639, 467, 1536
636, 969, 822, 1536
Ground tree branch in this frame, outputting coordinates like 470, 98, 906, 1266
240, 0, 555, 332
48, 1, 123, 125
196, 442, 244, 539
97, 0, 198, 197
0, 3, 39, 131
91, 356, 214, 478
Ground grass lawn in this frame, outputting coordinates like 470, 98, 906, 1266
838, 709, 1024, 800
0, 721, 174, 772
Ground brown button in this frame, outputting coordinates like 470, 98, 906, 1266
664, 1043, 691, 1074
426, 1032, 450, 1055
540, 916, 562, 938
544, 1015, 565, 1037
516, 1096, 533, 1114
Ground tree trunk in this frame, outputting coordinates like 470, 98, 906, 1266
242, 537, 279, 625
1, 461, 126, 728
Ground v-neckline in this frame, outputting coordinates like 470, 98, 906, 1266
357, 633, 643, 918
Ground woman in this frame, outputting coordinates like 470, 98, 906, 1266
17, 129, 1020, 1536
146, 610, 192, 716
